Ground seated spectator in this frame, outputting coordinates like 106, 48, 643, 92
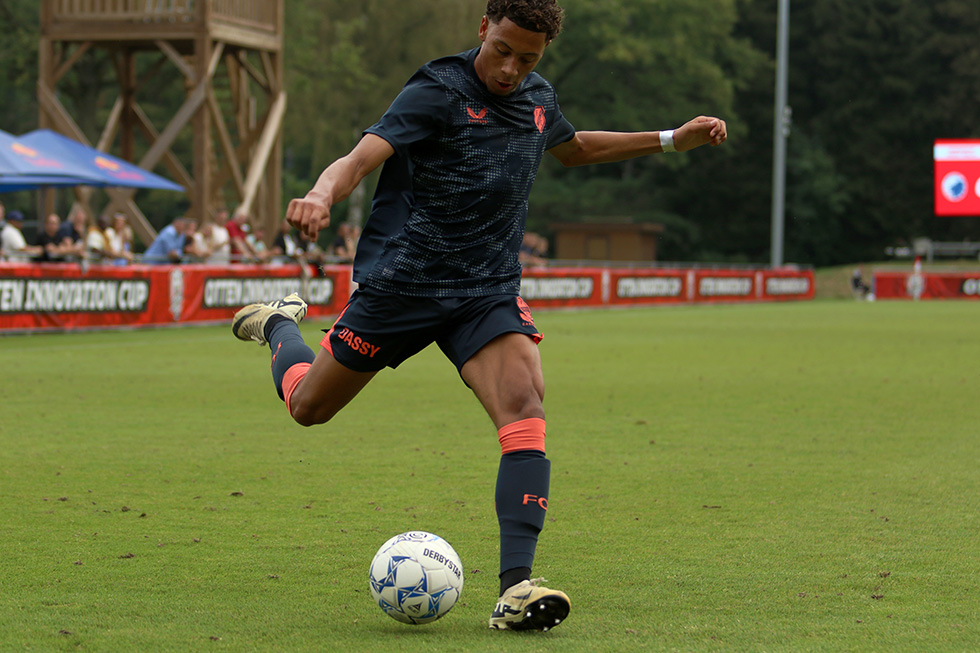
35, 213, 72, 262
186, 221, 216, 262
269, 218, 299, 262
181, 220, 212, 261
296, 230, 325, 267
104, 212, 135, 265
1, 210, 41, 261
331, 222, 359, 261
85, 214, 112, 262
248, 226, 269, 260
206, 211, 231, 263
143, 216, 194, 264
57, 208, 89, 260
225, 209, 267, 262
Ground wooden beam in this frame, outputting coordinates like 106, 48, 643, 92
53, 42, 93, 84
155, 39, 195, 83
37, 82, 91, 144
135, 54, 172, 91
137, 42, 223, 171
207, 87, 246, 198
131, 103, 195, 196
260, 51, 278, 94
97, 96, 123, 151
236, 91, 286, 217
237, 51, 270, 93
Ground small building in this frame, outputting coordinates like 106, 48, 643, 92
550, 222, 665, 262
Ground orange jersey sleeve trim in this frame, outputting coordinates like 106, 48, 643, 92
498, 417, 546, 454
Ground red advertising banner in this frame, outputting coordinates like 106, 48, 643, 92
691, 269, 815, 303
935, 139, 980, 216
608, 269, 689, 306
177, 264, 352, 323
0, 262, 351, 332
519, 268, 605, 308
873, 271, 980, 300
0, 263, 814, 333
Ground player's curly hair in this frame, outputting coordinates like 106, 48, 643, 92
486, 0, 564, 41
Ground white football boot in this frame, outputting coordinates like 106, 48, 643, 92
488, 578, 570, 631
232, 292, 308, 346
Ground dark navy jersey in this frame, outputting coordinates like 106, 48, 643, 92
354, 48, 576, 297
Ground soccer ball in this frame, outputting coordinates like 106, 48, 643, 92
368, 531, 464, 625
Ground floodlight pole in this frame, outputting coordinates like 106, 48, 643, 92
770, 0, 791, 268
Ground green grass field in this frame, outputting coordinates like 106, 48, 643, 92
1, 300, 977, 652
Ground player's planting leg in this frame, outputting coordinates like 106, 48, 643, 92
489, 417, 570, 631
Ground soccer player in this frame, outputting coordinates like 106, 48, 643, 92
233, 0, 726, 631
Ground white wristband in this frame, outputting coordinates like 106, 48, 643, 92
660, 129, 676, 153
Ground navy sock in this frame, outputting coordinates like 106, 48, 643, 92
267, 316, 315, 400
496, 450, 550, 578
499, 566, 531, 596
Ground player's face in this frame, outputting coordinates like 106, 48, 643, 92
475, 16, 549, 96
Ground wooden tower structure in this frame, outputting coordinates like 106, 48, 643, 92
39, 0, 286, 245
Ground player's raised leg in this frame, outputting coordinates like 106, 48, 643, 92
461, 332, 570, 631
232, 293, 377, 426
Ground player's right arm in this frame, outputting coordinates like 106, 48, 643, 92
287, 134, 394, 241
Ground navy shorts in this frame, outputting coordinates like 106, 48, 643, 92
321, 287, 543, 373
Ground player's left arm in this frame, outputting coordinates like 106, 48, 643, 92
548, 115, 727, 167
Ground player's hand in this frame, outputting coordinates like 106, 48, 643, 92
286, 193, 331, 241
673, 116, 727, 152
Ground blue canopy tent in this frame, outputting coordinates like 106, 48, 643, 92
19, 130, 184, 192
0, 128, 107, 188
0, 175, 95, 192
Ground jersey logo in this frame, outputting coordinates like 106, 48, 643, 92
467, 107, 488, 123
534, 106, 546, 133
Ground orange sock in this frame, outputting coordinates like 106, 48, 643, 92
282, 362, 311, 416
498, 418, 546, 454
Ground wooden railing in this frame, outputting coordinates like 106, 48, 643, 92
49, 0, 279, 33
211, 0, 278, 32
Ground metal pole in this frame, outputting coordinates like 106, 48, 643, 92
771, 0, 790, 268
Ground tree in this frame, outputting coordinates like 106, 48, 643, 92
528, 0, 767, 255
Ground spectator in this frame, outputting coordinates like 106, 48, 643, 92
208, 209, 232, 263
186, 221, 216, 261
35, 213, 71, 262
57, 207, 88, 260
104, 212, 135, 265
296, 230, 325, 267
851, 268, 871, 300
225, 209, 265, 262
0, 201, 6, 230
1, 210, 41, 261
181, 219, 211, 261
85, 214, 112, 262
330, 222, 358, 261
144, 216, 194, 264
248, 226, 269, 260
269, 218, 299, 262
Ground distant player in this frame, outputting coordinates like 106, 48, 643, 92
233, 0, 726, 631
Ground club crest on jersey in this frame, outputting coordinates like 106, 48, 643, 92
467, 106, 488, 123
534, 106, 546, 133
